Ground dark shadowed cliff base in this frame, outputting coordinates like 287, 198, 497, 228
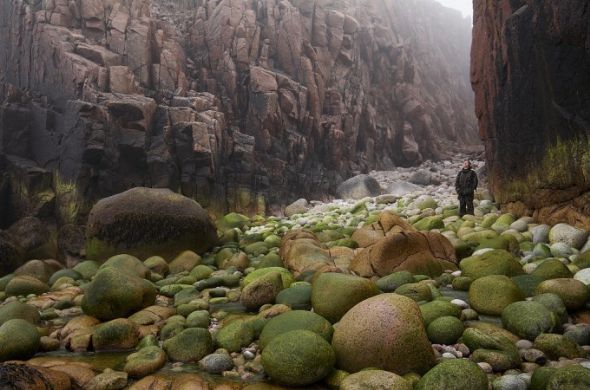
0, 0, 478, 227
471, 0, 590, 228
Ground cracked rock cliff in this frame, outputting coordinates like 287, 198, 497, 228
471, 0, 590, 228
0, 0, 477, 226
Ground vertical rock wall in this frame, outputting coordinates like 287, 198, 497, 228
0, 0, 477, 225
471, 0, 590, 227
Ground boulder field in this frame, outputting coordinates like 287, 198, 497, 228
0, 160, 590, 388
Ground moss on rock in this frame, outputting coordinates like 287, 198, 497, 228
261, 330, 335, 386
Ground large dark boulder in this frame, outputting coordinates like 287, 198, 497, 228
336, 175, 381, 200
86, 187, 217, 261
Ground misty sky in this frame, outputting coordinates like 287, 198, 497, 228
436, 0, 473, 17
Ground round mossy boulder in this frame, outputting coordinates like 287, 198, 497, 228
81, 267, 157, 321
501, 301, 557, 341
427, 316, 464, 345
535, 278, 590, 311
5, 275, 49, 296
92, 318, 140, 351
341, 370, 412, 390
259, 310, 333, 349
261, 330, 335, 386
415, 359, 488, 390
459, 249, 523, 280
311, 272, 379, 323
100, 254, 150, 278
531, 259, 573, 280
469, 275, 524, 316
376, 271, 414, 292
419, 299, 462, 326
215, 319, 255, 353
124, 346, 167, 378
85, 187, 217, 261
275, 282, 312, 309
546, 364, 590, 389
242, 267, 294, 289
0, 319, 40, 361
332, 294, 435, 375
163, 328, 213, 362
0, 301, 40, 326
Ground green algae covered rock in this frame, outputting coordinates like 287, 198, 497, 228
242, 267, 294, 289
501, 301, 557, 341
413, 216, 444, 231
395, 282, 433, 303
259, 310, 333, 349
275, 282, 312, 309
469, 275, 524, 316
5, 275, 49, 296
535, 278, 590, 310
100, 254, 151, 278
460, 249, 523, 280
86, 187, 217, 261
461, 327, 521, 371
124, 346, 167, 378
415, 359, 488, 390
530, 366, 557, 390
341, 370, 412, 390
427, 316, 464, 345
532, 293, 568, 324
215, 319, 255, 353
0, 319, 40, 361
531, 259, 573, 280
311, 272, 379, 323
73, 260, 100, 279
240, 271, 284, 310
0, 301, 40, 326
546, 365, 590, 389
261, 330, 335, 386
169, 251, 201, 274
163, 327, 213, 362
511, 274, 544, 297
376, 271, 414, 292
332, 294, 435, 375
81, 267, 157, 321
533, 333, 582, 359
420, 299, 462, 326
92, 318, 139, 351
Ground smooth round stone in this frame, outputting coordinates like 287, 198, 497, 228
441, 352, 456, 359
574, 268, 590, 285
451, 299, 469, 309
516, 340, 534, 350
492, 375, 528, 390
550, 243, 573, 258
199, 353, 234, 374
478, 362, 493, 373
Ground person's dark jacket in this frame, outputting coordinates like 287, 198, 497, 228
455, 169, 478, 196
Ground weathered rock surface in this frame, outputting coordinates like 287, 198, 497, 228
471, 0, 590, 228
0, 0, 477, 228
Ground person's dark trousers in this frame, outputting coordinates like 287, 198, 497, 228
459, 193, 474, 216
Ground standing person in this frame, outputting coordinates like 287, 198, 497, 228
455, 160, 478, 217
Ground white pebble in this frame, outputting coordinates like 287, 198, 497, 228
451, 299, 469, 309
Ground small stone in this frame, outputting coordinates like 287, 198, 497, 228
451, 299, 469, 309
441, 352, 456, 359
477, 362, 493, 373
243, 350, 255, 360
516, 340, 534, 350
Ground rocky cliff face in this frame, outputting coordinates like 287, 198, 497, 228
471, 0, 590, 228
0, 0, 477, 226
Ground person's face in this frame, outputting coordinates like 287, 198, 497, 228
463, 161, 470, 169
